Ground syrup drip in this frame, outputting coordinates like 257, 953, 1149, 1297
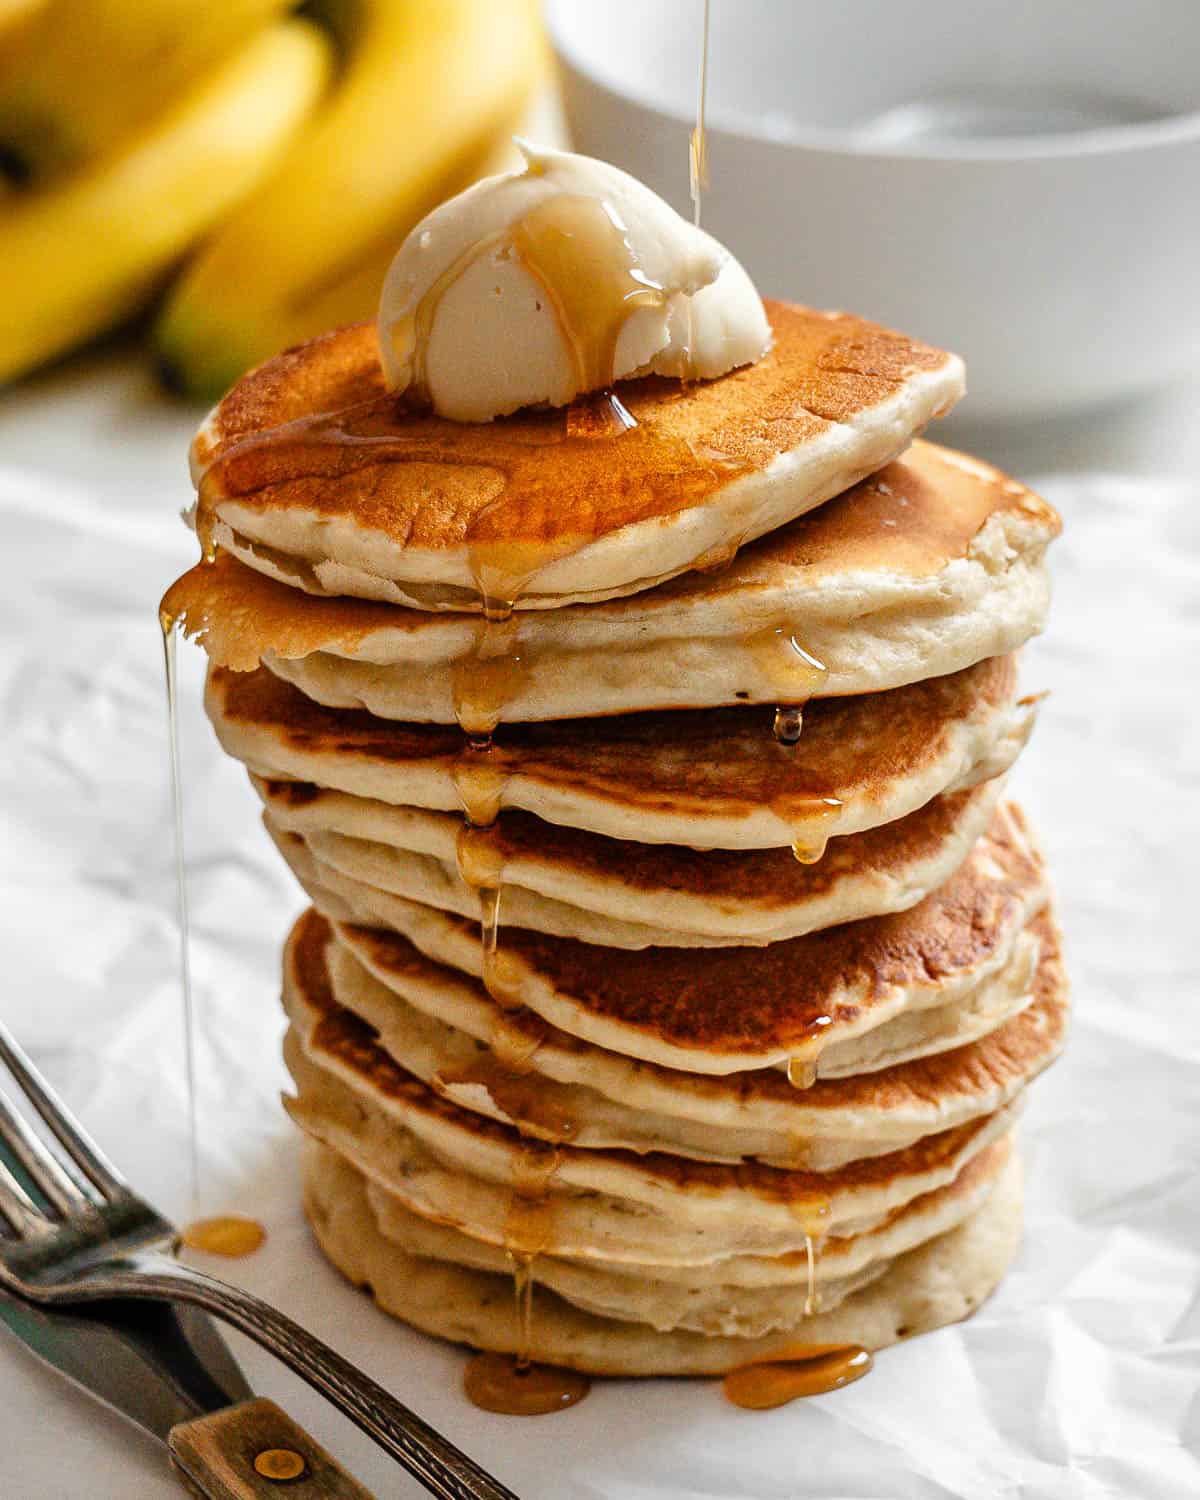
752, 627, 826, 761
690, 0, 712, 229
393, 186, 666, 415
722, 1344, 873, 1409
772, 705, 804, 745
451, 754, 509, 828
160, 609, 200, 1211
785, 1015, 833, 1091
780, 1180, 832, 1331
193, 504, 218, 565
512, 194, 666, 397
784, 1189, 832, 1242
490, 1009, 546, 1072
749, 627, 827, 701
803, 1231, 819, 1318
685, 0, 712, 370
506, 1142, 560, 1261
437, 1048, 577, 1143
510, 1249, 537, 1370
463, 1352, 591, 1416
498, 1140, 562, 1379
179, 1214, 266, 1258
450, 610, 528, 747
565, 387, 638, 438
786, 1055, 819, 1090
778, 795, 842, 866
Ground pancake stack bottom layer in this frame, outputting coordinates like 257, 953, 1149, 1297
164, 306, 1066, 1381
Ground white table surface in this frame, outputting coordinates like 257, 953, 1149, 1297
1, 345, 1199, 1499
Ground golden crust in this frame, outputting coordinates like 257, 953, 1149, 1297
336, 901, 1067, 1117
391, 806, 1045, 1057
258, 780, 990, 910
287, 906, 1066, 1206
163, 440, 1058, 673
192, 304, 960, 553
206, 653, 1018, 821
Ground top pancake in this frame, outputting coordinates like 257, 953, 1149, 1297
189, 302, 964, 611
165, 440, 1058, 722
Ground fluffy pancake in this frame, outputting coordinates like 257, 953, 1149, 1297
359, 1138, 1014, 1337
165, 441, 1058, 724
303, 1140, 1023, 1374
353, 1140, 1012, 1300
281, 917, 1024, 1263
206, 653, 1032, 849
311, 908, 1067, 1169
256, 777, 1003, 945
279, 827, 1046, 1076
282, 802, 1050, 1074
188, 304, 965, 611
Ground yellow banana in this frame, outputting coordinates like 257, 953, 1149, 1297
0, 19, 332, 385
0, 0, 297, 178
155, 0, 545, 401
0, 0, 48, 71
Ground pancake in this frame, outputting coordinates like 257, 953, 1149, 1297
256, 777, 1004, 945
359, 1138, 1014, 1337
281, 922, 1025, 1263
282, 802, 1049, 1074
312, 908, 1068, 1169
285, 1020, 1020, 1267
187, 304, 965, 612
206, 653, 1033, 849
303, 1140, 1024, 1375
164, 440, 1057, 722
282, 830, 1046, 1081
358, 1134, 1014, 1302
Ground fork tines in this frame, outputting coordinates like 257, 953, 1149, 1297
0, 1020, 124, 1236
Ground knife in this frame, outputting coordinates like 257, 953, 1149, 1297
0, 1286, 377, 1497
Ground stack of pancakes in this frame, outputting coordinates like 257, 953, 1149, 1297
163, 302, 1066, 1376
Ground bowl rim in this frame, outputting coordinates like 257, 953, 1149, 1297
547, 10, 1200, 163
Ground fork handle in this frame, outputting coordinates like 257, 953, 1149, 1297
91, 1250, 520, 1500
170, 1398, 375, 1498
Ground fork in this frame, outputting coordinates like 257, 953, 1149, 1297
0, 1019, 519, 1500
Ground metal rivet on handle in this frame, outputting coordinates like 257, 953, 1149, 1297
253, 1447, 308, 1482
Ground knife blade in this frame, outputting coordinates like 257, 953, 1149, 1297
0, 1287, 377, 1497
0, 1286, 251, 1442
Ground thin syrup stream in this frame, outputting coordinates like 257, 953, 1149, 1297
160, 611, 200, 1212
690, 0, 711, 228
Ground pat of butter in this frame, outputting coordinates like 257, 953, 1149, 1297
378, 142, 771, 422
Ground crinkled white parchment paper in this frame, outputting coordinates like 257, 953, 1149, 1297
1, 360, 1198, 1499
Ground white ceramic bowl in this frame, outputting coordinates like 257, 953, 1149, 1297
547, 0, 1200, 421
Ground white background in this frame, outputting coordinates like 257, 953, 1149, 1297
1, 350, 1198, 1497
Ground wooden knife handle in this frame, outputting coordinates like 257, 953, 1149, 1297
169, 1398, 377, 1499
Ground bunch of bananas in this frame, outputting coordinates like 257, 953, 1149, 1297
0, 0, 545, 397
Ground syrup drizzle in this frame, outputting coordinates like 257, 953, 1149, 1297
462, 1140, 590, 1416
751, 628, 827, 751
723, 1344, 873, 1409
179, 1214, 266, 1258
783, 1184, 832, 1341
803, 1231, 819, 1317
785, 1015, 833, 1091
463, 1352, 591, 1416
690, 0, 711, 229
160, 608, 201, 1212
164, 606, 267, 1258
772, 706, 804, 745
504, 1142, 561, 1373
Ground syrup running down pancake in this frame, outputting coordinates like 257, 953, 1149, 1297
206, 652, 1033, 850
188, 304, 966, 612
164, 439, 1059, 723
